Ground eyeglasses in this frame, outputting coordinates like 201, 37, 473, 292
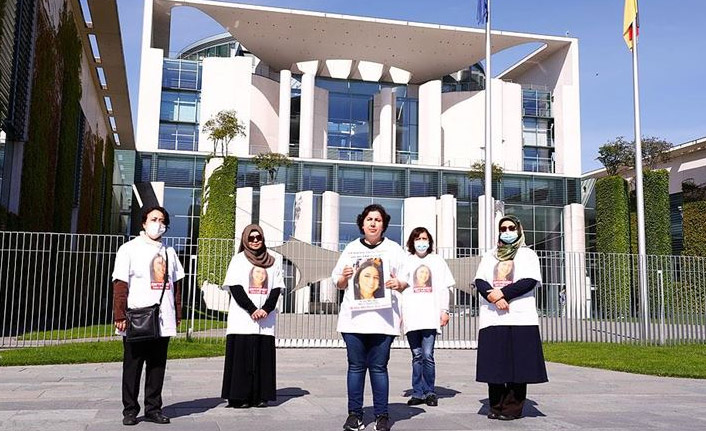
499, 225, 517, 232
247, 234, 262, 242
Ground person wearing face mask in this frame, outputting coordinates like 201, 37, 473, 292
399, 227, 454, 407
112, 206, 185, 426
473, 215, 547, 421
221, 224, 285, 409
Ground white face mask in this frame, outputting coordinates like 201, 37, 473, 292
145, 221, 166, 239
414, 240, 430, 254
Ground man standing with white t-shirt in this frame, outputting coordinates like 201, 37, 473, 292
112, 206, 184, 426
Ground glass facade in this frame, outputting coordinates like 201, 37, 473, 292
522, 88, 555, 173
160, 60, 202, 151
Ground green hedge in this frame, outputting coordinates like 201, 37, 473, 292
643, 170, 671, 255
682, 201, 706, 257
197, 157, 238, 286
53, 8, 82, 232
595, 175, 631, 317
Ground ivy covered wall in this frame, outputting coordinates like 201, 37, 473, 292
17, 2, 113, 233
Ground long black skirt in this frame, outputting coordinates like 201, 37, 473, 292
476, 325, 548, 384
221, 334, 276, 402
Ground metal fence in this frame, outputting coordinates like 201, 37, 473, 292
1, 231, 705, 348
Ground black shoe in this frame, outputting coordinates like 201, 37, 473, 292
374, 414, 391, 431
342, 412, 364, 431
144, 412, 170, 424
407, 397, 425, 406
425, 394, 438, 406
226, 399, 250, 408
122, 415, 138, 426
497, 413, 518, 421
487, 412, 500, 420
256, 400, 268, 408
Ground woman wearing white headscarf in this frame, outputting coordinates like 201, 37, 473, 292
474, 215, 547, 421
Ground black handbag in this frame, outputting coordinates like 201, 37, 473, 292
125, 251, 169, 342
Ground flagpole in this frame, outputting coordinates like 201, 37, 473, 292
630, 16, 649, 341
483, 0, 493, 251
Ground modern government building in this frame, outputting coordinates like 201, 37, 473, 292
121, 0, 586, 261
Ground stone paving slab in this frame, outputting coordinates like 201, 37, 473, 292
2, 348, 706, 430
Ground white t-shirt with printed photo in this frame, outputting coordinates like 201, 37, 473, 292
112, 235, 185, 337
399, 253, 454, 334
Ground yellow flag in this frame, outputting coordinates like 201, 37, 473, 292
623, 0, 639, 50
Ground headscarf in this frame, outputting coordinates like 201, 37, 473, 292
238, 224, 274, 268
495, 215, 525, 262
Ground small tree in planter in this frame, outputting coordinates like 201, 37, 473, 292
253, 152, 292, 184
596, 136, 632, 175
202, 109, 245, 157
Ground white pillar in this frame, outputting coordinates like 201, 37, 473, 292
436, 195, 457, 259
418, 80, 442, 166
293, 191, 313, 313
373, 88, 395, 164
278, 69, 292, 155
320, 191, 340, 304
259, 184, 285, 245
235, 187, 253, 246
297, 61, 318, 159
563, 203, 588, 319
403, 197, 437, 247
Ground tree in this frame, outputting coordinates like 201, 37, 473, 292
629, 136, 672, 170
596, 136, 632, 175
467, 161, 503, 185
202, 110, 245, 157
253, 152, 292, 184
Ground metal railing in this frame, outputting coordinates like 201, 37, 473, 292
1, 231, 705, 348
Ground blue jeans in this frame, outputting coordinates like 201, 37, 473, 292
406, 329, 437, 398
342, 333, 395, 416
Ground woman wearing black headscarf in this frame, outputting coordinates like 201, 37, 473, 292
474, 215, 548, 421
221, 224, 285, 408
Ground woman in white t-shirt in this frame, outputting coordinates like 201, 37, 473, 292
332, 204, 405, 431
221, 224, 285, 409
112, 206, 185, 426
474, 215, 548, 421
399, 227, 454, 408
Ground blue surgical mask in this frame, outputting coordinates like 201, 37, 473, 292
414, 240, 430, 254
499, 231, 518, 244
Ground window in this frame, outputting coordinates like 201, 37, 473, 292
162, 59, 201, 91
522, 118, 553, 147
522, 89, 551, 117
160, 91, 200, 123
409, 171, 438, 197
396, 97, 419, 163
523, 147, 555, 173
158, 123, 198, 151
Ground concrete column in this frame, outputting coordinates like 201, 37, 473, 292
403, 197, 437, 247
297, 61, 318, 159
278, 69, 292, 155
436, 195, 457, 259
418, 80, 442, 166
563, 203, 588, 319
259, 183, 285, 245
373, 88, 395, 163
320, 191, 340, 304
235, 187, 253, 246
293, 191, 313, 313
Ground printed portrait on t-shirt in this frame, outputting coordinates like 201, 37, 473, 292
412, 264, 433, 293
353, 258, 385, 300
493, 260, 514, 288
150, 254, 169, 290
248, 266, 269, 295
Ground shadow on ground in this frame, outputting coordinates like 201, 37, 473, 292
476, 397, 545, 418
163, 387, 310, 418
402, 385, 462, 399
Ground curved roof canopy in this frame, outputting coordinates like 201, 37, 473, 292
154, 0, 574, 84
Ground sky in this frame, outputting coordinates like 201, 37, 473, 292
115, 0, 706, 173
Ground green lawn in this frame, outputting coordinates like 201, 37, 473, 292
1, 340, 705, 379
16, 319, 227, 341
543, 342, 706, 378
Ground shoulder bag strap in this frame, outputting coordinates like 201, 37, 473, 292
157, 247, 168, 305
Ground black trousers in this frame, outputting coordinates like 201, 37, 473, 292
488, 382, 527, 418
122, 337, 170, 417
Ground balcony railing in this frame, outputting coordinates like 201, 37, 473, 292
327, 147, 373, 162
395, 150, 419, 164
522, 107, 552, 118
523, 156, 555, 173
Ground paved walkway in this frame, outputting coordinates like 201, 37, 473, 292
2, 348, 706, 430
